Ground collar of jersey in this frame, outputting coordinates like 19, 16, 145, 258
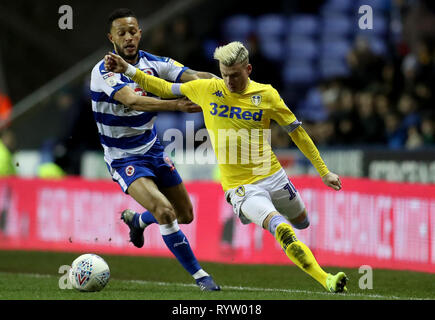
226, 78, 252, 96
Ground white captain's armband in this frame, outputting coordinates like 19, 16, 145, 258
282, 120, 302, 133
171, 83, 183, 96
125, 64, 137, 78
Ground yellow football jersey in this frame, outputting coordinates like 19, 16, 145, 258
179, 78, 296, 191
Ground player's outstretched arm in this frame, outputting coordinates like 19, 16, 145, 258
105, 52, 179, 99
105, 53, 200, 113
289, 126, 342, 191
180, 69, 220, 81
113, 86, 200, 113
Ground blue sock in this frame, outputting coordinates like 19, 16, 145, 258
160, 220, 204, 277
133, 210, 158, 229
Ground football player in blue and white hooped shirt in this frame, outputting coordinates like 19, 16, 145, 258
90, 8, 220, 291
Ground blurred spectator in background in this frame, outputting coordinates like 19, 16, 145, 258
355, 90, 386, 144
379, 62, 400, 98
166, 16, 198, 67
246, 35, 283, 91
406, 125, 424, 149
279, 0, 435, 149
55, 81, 101, 174
374, 92, 391, 120
402, 0, 435, 53
0, 130, 16, 177
397, 93, 421, 131
347, 36, 385, 89
331, 89, 358, 145
147, 25, 171, 57
384, 112, 406, 149
0, 93, 12, 125
37, 83, 100, 176
421, 116, 435, 145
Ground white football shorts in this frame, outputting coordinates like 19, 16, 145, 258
224, 168, 305, 227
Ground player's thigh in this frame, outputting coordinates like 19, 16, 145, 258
227, 185, 277, 228
289, 208, 307, 225
159, 182, 194, 224
269, 178, 306, 221
127, 177, 175, 224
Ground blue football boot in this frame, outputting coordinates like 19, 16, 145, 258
195, 276, 221, 291
121, 209, 144, 248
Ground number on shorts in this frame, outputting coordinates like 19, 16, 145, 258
283, 181, 297, 200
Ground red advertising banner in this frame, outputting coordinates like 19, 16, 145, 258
0, 176, 434, 273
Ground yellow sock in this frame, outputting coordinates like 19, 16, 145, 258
275, 223, 328, 289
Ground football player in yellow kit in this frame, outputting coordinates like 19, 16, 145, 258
105, 41, 348, 293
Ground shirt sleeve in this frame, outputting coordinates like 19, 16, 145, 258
269, 87, 297, 126
154, 56, 188, 83
180, 79, 210, 105
289, 126, 329, 177
91, 62, 127, 99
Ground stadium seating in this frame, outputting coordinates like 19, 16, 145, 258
321, 14, 354, 37
256, 14, 286, 39
259, 38, 285, 61
297, 87, 329, 122
202, 39, 219, 62
285, 36, 319, 61
319, 58, 350, 79
218, 0, 394, 114
356, 0, 392, 12
287, 15, 320, 37
320, 38, 352, 60
283, 60, 318, 85
222, 14, 254, 42
320, 0, 355, 13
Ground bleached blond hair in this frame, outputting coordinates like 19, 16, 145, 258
213, 41, 249, 66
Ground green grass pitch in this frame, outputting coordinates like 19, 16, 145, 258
0, 250, 433, 300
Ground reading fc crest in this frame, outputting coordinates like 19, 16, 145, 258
125, 165, 135, 177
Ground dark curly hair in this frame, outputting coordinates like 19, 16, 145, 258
108, 8, 137, 32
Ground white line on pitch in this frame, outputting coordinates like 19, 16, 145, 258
0, 272, 430, 300
125, 279, 422, 300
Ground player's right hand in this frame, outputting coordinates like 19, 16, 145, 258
104, 52, 128, 73
322, 172, 342, 191
175, 98, 202, 113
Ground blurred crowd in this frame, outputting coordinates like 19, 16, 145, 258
279, 35, 435, 150
2, 0, 435, 178
272, 0, 435, 150
144, 1, 435, 151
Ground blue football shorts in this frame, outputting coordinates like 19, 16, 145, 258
107, 141, 182, 193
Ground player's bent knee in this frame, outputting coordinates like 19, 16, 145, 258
175, 202, 194, 224
291, 214, 310, 230
178, 209, 194, 224
154, 206, 177, 225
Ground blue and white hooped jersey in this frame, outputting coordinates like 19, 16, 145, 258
90, 50, 188, 164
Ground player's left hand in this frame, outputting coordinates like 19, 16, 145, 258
322, 172, 342, 191
104, 52, 128, 73
175, 97, 202, 113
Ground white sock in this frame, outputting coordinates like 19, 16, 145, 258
192, 269, 209, 280
159, 220, 180, 235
